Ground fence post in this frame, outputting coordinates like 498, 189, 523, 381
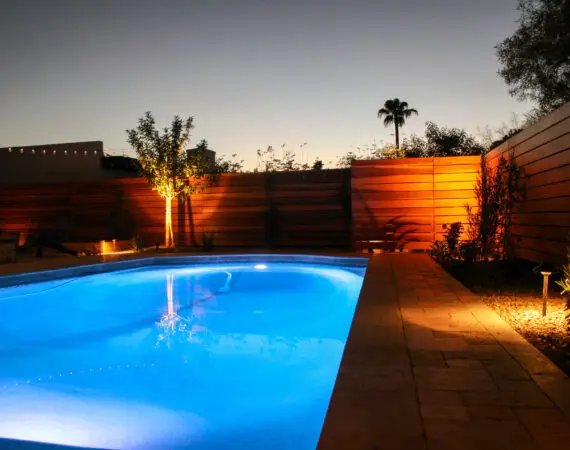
264, 172, 276, 248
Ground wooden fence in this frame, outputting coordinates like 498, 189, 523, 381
352, 156, 480, 251
0, 169, 352, 249
486, 101, 570, 265
4, 108, 569, 262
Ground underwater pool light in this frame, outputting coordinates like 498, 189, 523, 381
254, 264, 267, 270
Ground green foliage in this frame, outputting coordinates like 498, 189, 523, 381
131, 235, 145, 253
489, 128, 523, 150
496, 0, 570, 111
429, 240, 451, 263
556, 234, 570, 295
127, 112, 221, 247
335, 142, 405, 167
215, 153, 245, 173
255, 144, 320, 172
431, 154, 525, 266
523, 106, 552, 127
444, 222, 463, 255
399, 136, 426, 158
429, 222, 464, 263
126, 112, 214, 200
478, 111, 548, 152
335, 150, 372, 168
312, 158, 324, 170
201, 232, 215, 252
403, 122, 486, 157
377, 98, 418, 148
378, 145, 409, 160
466, 154, 526, 261
459, 241, 478, 264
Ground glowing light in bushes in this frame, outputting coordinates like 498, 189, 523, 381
254, 264, 267, 270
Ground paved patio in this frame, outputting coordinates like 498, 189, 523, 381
319, 254, 570, 450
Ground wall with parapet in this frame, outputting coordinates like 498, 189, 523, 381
0, 141, 135, 185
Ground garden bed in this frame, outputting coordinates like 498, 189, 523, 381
444, 259, 570, 376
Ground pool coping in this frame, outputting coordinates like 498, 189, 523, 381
0, 250, 369, 287
317, 254, 570, 449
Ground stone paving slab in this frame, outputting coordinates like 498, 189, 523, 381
318, 254, 570, 450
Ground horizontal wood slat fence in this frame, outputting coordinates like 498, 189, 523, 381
486, 101, 570, 265
351, 156, 480, 251
0, 170, 352, 249
2, 98, 569, 264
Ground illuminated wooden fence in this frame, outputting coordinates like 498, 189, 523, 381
351, 156, 480, 251
486, 102, 570, 265
0, 169, 352, 249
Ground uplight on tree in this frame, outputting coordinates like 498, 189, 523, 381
126, 112, 213, 248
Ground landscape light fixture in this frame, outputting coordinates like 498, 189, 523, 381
541, 270, 552, 317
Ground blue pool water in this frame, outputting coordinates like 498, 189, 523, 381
0, 257, 366, 450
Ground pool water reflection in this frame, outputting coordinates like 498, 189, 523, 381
0, 260, 366, 449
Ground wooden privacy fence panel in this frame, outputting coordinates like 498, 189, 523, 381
352, 156, 479, 251
0, 169, 352, 249
486, 101, 570, 265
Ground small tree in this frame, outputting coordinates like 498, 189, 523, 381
126, 112, 213, 248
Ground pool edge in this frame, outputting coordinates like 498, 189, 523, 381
0, 252, 369, 288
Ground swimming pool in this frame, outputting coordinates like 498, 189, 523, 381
0, 255, 366, 450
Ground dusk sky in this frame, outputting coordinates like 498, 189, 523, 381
1, 0, 531, 169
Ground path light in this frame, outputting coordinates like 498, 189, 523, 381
541, 270, 552, 317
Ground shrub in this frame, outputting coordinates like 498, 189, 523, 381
556, 234, 570, 296
466, 153, 525, 261
430, 222, 463, 263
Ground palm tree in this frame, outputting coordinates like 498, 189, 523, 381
377, 99, 418, 148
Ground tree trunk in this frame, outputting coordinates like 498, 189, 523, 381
395, 123, 400, 149
165, 196, 174, 248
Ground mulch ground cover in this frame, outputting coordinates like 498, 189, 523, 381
445, 259, 570, 376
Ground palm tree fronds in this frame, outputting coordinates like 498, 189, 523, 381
377, 98, 419, 148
